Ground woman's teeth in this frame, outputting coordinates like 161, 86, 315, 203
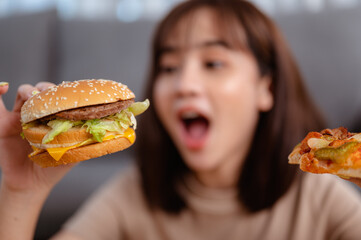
181, 111, 201, 120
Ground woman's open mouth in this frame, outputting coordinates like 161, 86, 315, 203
179, 111, 210, 150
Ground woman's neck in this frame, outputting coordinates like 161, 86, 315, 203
195, 165, 241, 188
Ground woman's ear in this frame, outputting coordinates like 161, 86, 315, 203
257, 75, 273, 112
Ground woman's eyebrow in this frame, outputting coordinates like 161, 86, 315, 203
159, 46, 177, 55
159, 40, 230, 55
199, 40, 229, 48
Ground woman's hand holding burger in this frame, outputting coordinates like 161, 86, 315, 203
0, 79, 148, 239
0, 82, 75, 240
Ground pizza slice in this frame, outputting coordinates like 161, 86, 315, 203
289, 127, 361, 178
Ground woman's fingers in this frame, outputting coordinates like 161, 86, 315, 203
12, 82, 55, 113
346, 177, 361, 188
35, 82, 55, 92
0, 82, 9, 113
13, 84, 39, 112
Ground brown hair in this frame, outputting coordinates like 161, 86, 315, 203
135, 0, 325, 213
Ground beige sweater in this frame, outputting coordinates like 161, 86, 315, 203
64, 165, 361, 240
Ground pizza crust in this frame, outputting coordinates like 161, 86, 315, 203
290, 151, 361, 178
288, 145, 302, 164
335, 168, 361, 179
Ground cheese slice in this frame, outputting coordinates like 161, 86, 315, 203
47, 141, 86, 161
30, 128, 135, 161
29, 146, 46, 157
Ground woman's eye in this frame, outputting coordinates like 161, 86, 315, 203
160, 65, 178, 74
205, 60, 224, 69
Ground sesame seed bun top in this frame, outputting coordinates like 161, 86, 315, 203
21, 79, 135, 123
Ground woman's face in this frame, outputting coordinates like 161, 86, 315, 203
153, 8, 273, 185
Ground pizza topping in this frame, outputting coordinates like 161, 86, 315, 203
320, 128, 334, 136
299, 132, 323, 154
321, 134, 334, 141
307, 138, 331, 149
321, 127, 351, 140
314, 141, 360, 164
351, 133, 361, 142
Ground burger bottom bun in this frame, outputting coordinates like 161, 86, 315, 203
30, 136, 134, 167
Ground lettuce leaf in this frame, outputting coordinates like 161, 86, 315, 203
128, 99, 149, 116
42, 120, 78, 144
22, 121, 37, 130
83, 119, 123, 142
113, 110, 136, 128
40, 99, 149, 143
85, 109, 137, 142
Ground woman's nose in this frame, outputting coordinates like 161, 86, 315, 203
175, 62, 202, 97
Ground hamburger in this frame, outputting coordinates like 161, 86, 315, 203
21, 79, 149, 167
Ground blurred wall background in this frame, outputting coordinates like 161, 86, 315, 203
1, 0, 361, 239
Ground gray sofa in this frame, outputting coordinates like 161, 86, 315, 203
1, 6, 361, 239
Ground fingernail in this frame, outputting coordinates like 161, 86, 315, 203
0, 82, 9, 86
32, 90, 40, 95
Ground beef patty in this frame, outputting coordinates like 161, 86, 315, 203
41, 99, 134, 121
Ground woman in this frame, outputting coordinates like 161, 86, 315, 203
1, 0, 361, 239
